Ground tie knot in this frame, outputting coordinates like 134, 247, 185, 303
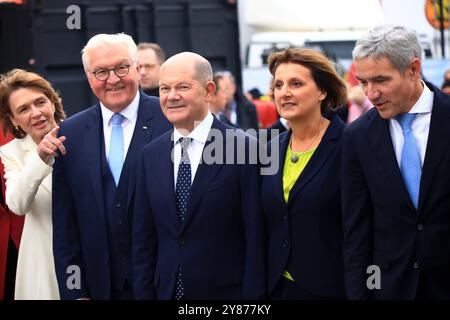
179, 137, 192, 149
396, 113, 417, 132
111, 113, 124, 126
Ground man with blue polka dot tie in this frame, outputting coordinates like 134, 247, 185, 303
132, 52, 265, 300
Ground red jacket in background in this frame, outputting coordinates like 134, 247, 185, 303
0, 132, 24, 300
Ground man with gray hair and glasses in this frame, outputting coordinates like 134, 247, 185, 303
342, 25, 450, 300
52, 33, 170, 300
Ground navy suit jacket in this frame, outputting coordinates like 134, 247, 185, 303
262, 116, 346, 299
52, 93, 171, 300
132, 118, 266, 300
342, 84, 450, 299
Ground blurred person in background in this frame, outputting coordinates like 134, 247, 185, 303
137, 42, 165, 97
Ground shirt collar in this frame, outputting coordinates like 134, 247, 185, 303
173, 112, 214, 145
408, 80, 433, 114
100, 90, 140, 125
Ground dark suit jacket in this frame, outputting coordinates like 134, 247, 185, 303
132, 118, 266, 300
262, 116, 346, 299
342, 84, 450, 299
52, 93, 171, 300
233, 90, 260, 131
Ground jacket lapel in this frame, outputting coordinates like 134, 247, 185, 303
287, 116, 344, 207
84, 105, 107, 221
124, 95, 156, 209
365, 110, 415, 210
21, 135, 52, 194
419, 87, 450, 213
179, 118, 225, 234
272, 131, 289, 206
160, 131, 179, 226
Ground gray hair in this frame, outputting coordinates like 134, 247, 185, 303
194, 58, 213, 85
81, 33, 138, 71
353, 25, 423, 73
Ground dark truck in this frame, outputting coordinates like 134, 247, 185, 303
0, 0, 242, 116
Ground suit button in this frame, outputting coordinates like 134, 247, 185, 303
115, 202, 121, 208
413, 262, 419, 269
171, 272, 176, 279
417, 224, 423, 231
282, 240, 289, 248
283, 215, 288, 221
178, 238, 185, 246
104, 259, 109, 266
117, 220, 122, 225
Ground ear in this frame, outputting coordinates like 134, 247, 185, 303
319, 90, 327, 102
409, 58, 422, 80
204, 81, 216, 102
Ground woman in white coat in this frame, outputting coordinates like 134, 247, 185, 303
0, 69, 66, 299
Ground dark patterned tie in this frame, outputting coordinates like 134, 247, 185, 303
174, 137, 192, 300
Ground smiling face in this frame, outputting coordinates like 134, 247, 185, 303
9, 87, 57, 144
273, 62, 326, 122
159, 57, 214, 132
355, 56, 422, 119
85, 43, 140, 112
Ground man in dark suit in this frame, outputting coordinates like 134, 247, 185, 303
132, 52, 265, 300
52, 33, 171, 300
218, 71, 259, 132
342, 25, 450, 299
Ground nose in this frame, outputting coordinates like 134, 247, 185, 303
30, 105, 42, 118
167, 88, 180, 100
278, 84, 291, 98
365, 83, 381, 101
107, 70, 120, 84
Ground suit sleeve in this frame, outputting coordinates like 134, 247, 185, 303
132, 149, 157, 299
0, 148, 52, 215
240, 136, 266, 299
52, 127, 89, 300
341, 130, 373, 300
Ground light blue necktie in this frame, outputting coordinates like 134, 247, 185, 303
108, 113, 124, 186
396, 113, 422, 209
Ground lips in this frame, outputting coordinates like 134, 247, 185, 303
281, 102, 296, 108
167, 104, 185, 109
32, 119, 47, 128
106, 87, 124, 92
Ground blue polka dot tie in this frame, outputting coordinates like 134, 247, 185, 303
174, 137, 192, 300
108, 113, 124, 186
396, 113, 422, 209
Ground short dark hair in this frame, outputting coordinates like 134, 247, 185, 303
268, 48, 347, 113
137, 42, 166, 64
0, 69, 66, 138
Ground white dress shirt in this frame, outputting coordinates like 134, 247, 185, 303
100, 91, 140, 161
389, 81, 434, 167
173, 112, 214, 187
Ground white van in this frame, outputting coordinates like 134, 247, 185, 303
243, 30, 365, 94
242, 30, 448, 94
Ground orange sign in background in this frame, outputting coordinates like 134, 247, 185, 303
426, 0, 450, 29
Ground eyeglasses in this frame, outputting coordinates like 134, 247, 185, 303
91, 63, 134, 81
